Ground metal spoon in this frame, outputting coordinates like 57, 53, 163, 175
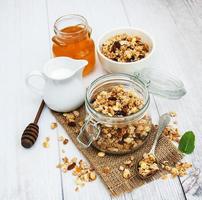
136, 113, 171, 179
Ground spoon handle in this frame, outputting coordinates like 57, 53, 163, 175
150, 113, 171, 154
34, 100, 45, 124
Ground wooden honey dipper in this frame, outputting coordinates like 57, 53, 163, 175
21, 100, 45, 148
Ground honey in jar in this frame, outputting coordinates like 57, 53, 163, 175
52, 15, 95, 76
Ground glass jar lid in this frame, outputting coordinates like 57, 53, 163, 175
134, 67, 186, 99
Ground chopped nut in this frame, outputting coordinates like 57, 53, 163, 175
89, 171, 97, 180
123, 168, 131, 179
73, 110, 80, 117
124, 160, 132, 165
119, 166, 124, 171
51, 122, 57, 129
42, 137, 50, 148
71, 157, 77, 163
130, 156, 135, 161
62, 156, 68, 163
78, 121, 84, 127
97, 152, 105, 157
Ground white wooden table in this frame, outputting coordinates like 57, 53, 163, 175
1, 0, 202, 199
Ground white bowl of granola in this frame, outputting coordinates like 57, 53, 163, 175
97, 27, 155, 73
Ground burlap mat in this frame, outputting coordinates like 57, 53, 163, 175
52, 105, 183, 196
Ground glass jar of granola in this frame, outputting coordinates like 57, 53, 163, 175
77, 70, 186, 154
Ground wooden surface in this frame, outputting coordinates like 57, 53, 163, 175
0, 0, 201, 199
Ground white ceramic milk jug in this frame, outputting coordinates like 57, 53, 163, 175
26, 57, 87, 112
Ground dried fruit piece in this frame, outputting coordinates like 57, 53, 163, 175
68, 121, 76, 127
63, 138, 69, 145
67, 162, 76, 170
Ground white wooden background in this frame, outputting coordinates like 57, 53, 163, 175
0, 0, 202, 199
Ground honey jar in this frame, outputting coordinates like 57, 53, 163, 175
52, 14, 95, 76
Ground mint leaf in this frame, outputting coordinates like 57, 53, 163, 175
178, 131, 195, 154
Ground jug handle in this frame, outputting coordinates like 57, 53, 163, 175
26, 70, 45, 96
77, 116, 100, 148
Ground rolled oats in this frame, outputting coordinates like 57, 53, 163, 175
101, 33, 149, 62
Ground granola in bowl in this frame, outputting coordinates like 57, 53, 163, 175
101, 33, 150, 63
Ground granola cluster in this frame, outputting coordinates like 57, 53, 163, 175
138, 153, 159, 177
101, 33, 150, 62
91, 85, 144, 117
57, 156, 96, 191
119, 156, 135, 179
94, 115, 151, 153
162, 112, 181, 143
161, 161, 192, 177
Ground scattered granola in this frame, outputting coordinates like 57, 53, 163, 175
162, 112, 181, 143
101, 33, 150, 62
57, 156, 97, 190
63, 110, 80, 127
138, 153, 159, 177
51, 122, 58, 129
97, 152, 105, 157
123, 168, 131, 179
161, 161, 192, 177
42, 137, 50, 148
163, 126, 181, 143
